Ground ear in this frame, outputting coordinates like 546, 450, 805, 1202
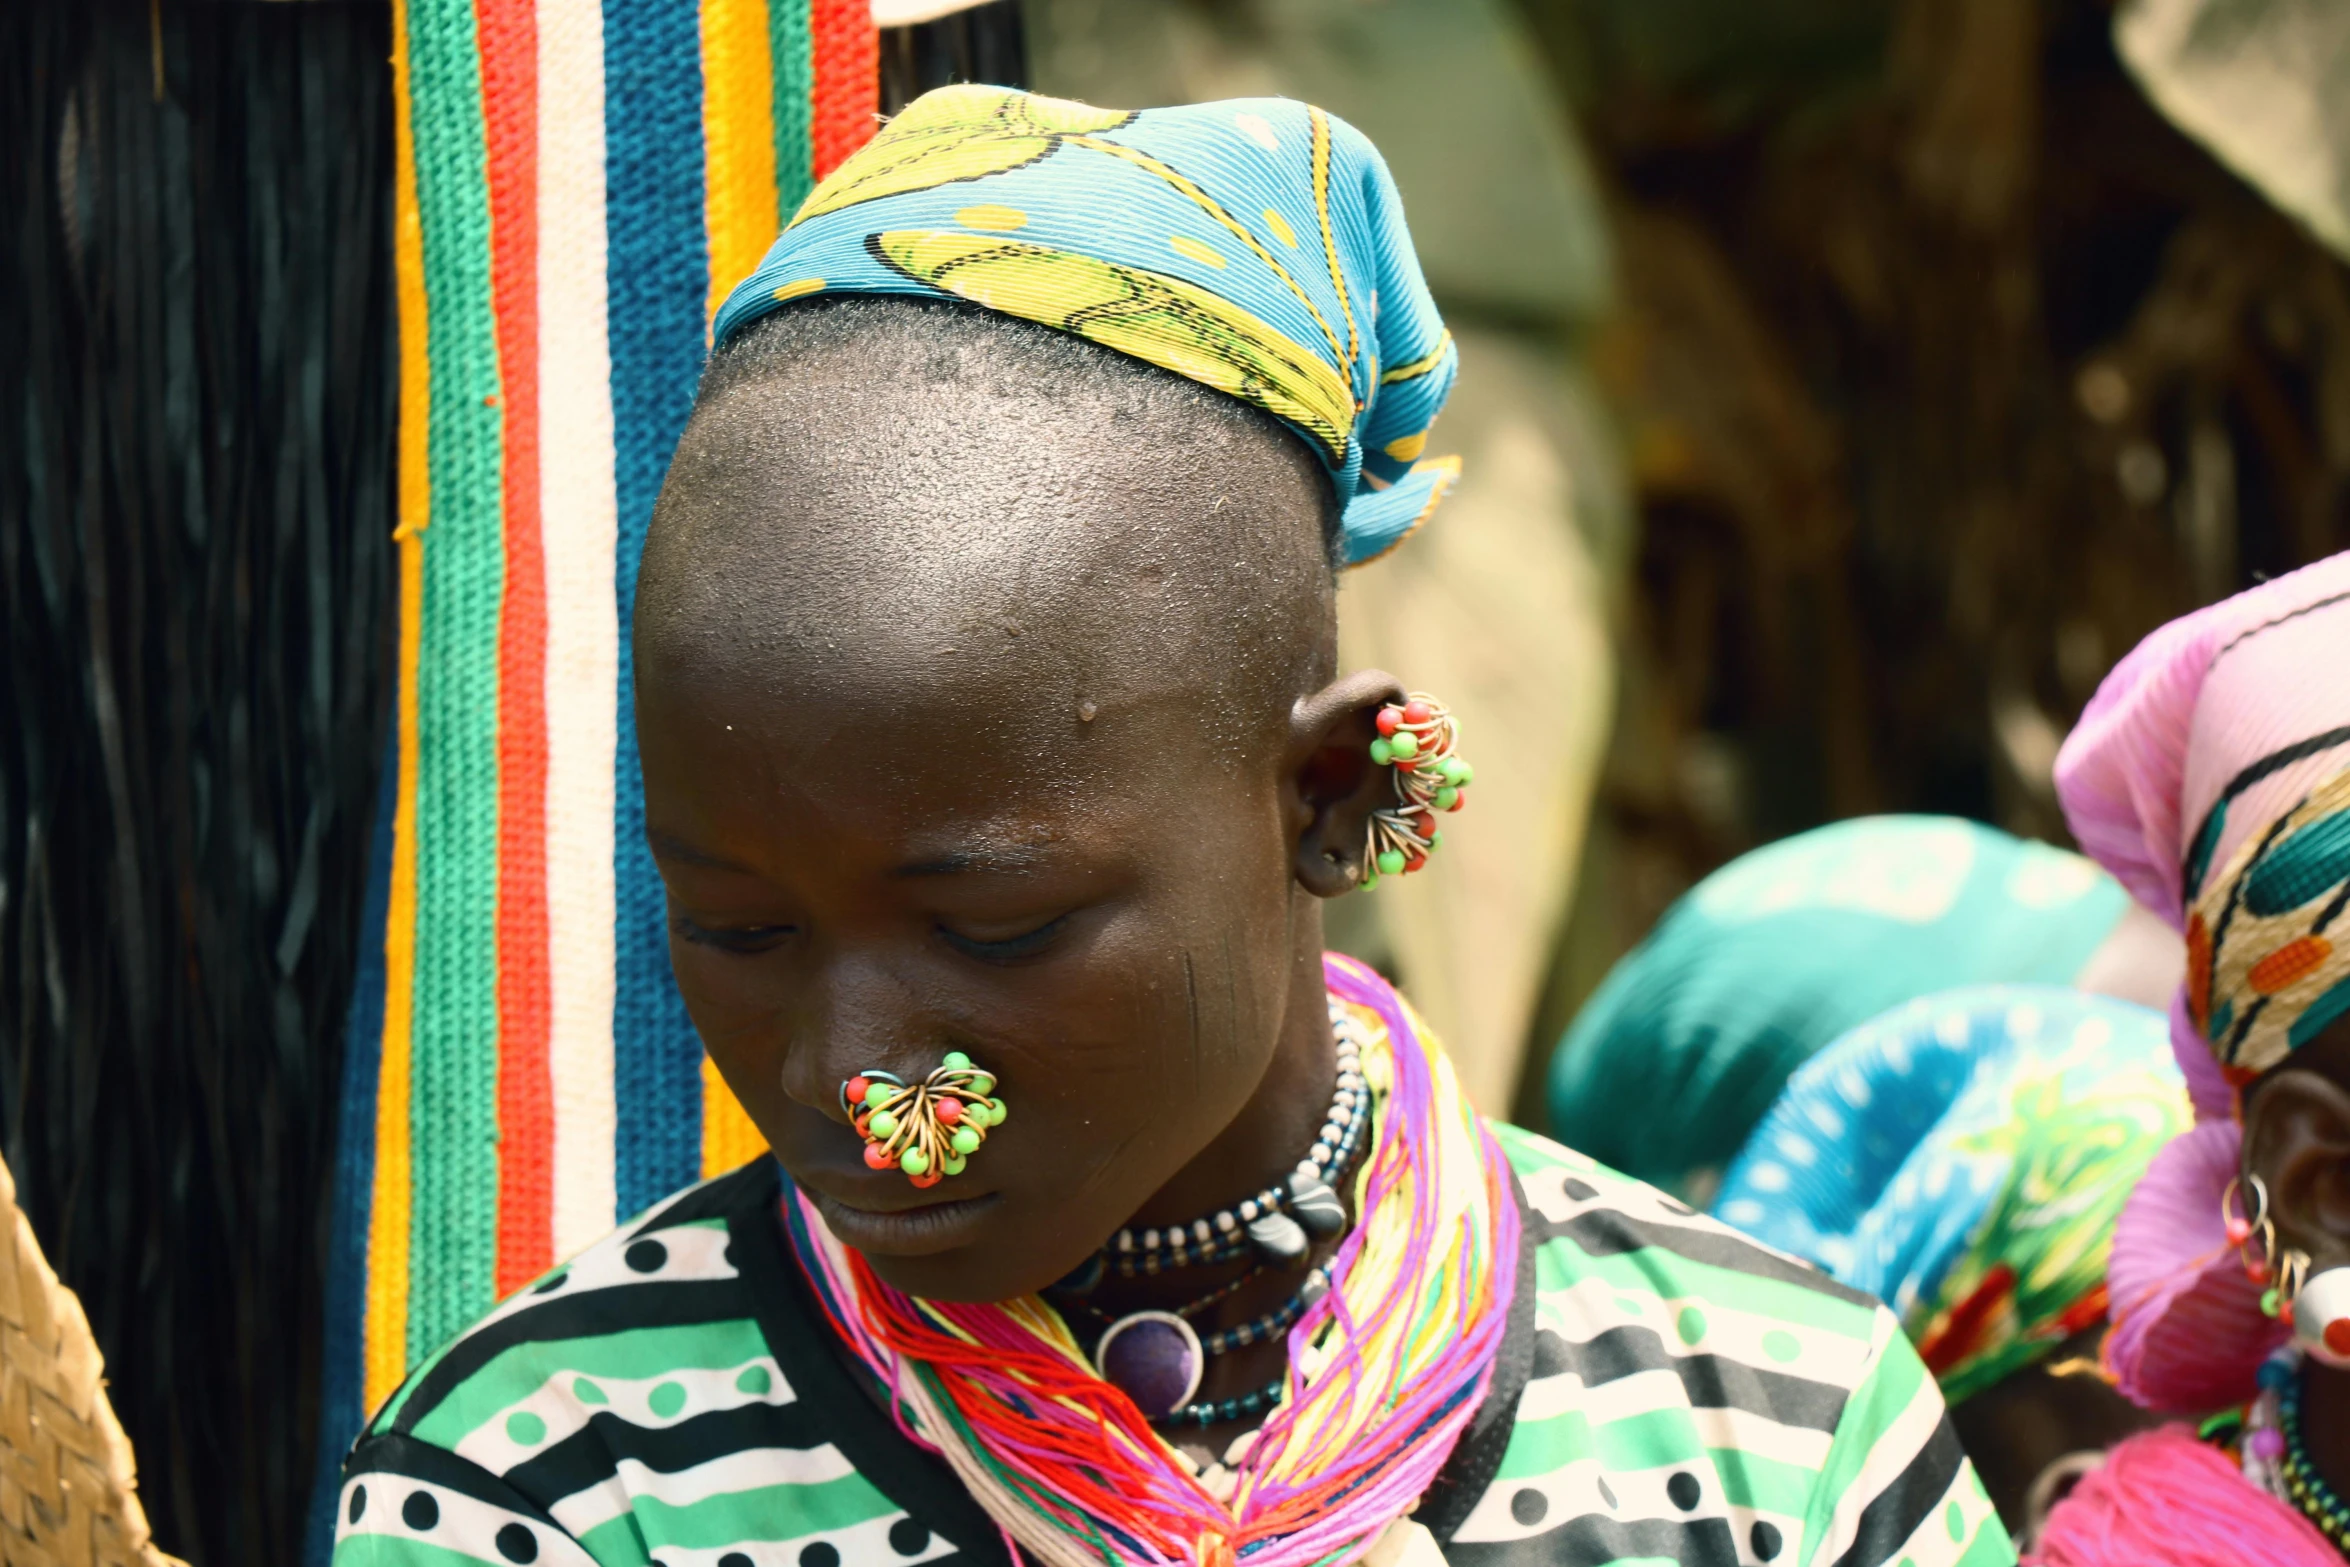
2244, 1066, 2350, 1264
1285, 669, 1407, 898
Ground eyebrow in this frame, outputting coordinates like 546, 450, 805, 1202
647, 831, 762, 875
891, 844, 1053, 879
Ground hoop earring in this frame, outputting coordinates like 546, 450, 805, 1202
1361, 694, 1473, 887
2226, 1174, 2279, 1284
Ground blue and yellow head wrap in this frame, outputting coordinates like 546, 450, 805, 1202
713, 85, 1461, 566
1714, 986, 2191, 1403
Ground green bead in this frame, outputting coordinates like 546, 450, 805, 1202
2262, 1286, 2282, 1317
987, 1098, 1006, 1125
867, 1109, 898, 1139
1426, 830, 1441, 850
900, 1148, 930, 1176
963, 1101, 991, 1127
1446, 760, 1473, 786
942, 1050, 971, 1069
863, 1081, 891, 1107
1376, 849, 1406, 877
951, 1126, 981, 1154
943, 1153, 967, 1176
1368, 738, 1393, 766
1435, 786, 1459, 810
971, 1073, 996, 1095
1388, 732, 1419, 760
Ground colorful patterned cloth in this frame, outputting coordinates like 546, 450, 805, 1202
713, 85, 1462, 566
1546, 816, 2133, 1197
1715, 987, 2190, 1405
331, 1014, 2007, 1567
2054, 551, 2350, 1411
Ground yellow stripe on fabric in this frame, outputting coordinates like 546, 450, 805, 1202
701, 1054, 770, 1177
367, 0, 431, 1414
701, 0, 783, 323
1379, 330, 1452, 386
1307, 109, 1361, 375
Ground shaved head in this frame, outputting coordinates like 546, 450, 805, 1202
638, 296, 1340, 753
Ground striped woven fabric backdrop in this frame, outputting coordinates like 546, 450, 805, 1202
313, 0, 878, 1541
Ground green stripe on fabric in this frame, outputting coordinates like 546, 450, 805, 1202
410, 1319, 775, 1447
1494, 1410, 1598, 1480
1533, 1241, 1879, 1339
1800, 1316, 1926, 1567
634, 1474, 902, 1549
1955, 1517, 2014, 1567
768, 0, 814, 215
1703, 1449, 1816, 1517
404, 0, 506, 1364
333, 1537, 507, 1567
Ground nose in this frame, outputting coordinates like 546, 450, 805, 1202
778, 951, 934, 1122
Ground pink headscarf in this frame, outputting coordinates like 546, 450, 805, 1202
2053, 551, 2350, 1412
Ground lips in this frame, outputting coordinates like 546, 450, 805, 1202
801, 1179, 1004, 1256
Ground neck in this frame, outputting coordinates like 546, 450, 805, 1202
1124, 914, 1340, 1239
2302, 1359, 2350, 1511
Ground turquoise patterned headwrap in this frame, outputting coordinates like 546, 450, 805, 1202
713, 85, 1461, 566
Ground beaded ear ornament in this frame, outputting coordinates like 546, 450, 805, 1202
842, 1052, 1006, 1188
1363, 694, 1473, 885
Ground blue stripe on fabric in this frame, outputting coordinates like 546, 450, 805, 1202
605, 0, 711, 1219
305, 731, 400, 1567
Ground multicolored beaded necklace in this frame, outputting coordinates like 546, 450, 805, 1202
2238, 1347, 2350, 1558
783, 954, 1519, 1567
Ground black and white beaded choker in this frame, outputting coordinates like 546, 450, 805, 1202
1054, 998, 1371, 1292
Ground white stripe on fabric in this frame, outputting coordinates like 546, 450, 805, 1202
335, 1475, 600, 1567
549, 1445, 859, 1539
1537, 1273, 1875, 1394
1514, 1367, 1836, 1472
1449, 1454, 1805, 1564
1814, 1311, 1949, 1567
539, 0, 622, 1252
651, 1510, 961, 1567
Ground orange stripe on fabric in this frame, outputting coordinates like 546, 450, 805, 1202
367, 0, 431, 1413
702, 1055, 770, 1177
808, 0, 877, 180
701, 0, 783, 322
480, 0, 555, 1298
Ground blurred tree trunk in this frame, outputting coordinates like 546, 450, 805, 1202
1516, 0, 2350, 1119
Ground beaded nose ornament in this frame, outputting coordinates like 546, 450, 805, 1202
842, 1052, 1006, 1188
1363, 694, 1473, 885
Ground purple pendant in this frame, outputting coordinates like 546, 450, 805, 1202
1095, 1310, 1204, 1420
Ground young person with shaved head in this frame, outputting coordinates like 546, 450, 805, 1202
331, 87, 2009, 1567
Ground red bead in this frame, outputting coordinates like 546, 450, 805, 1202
863, 1142, 894, 1169
910, 1170, 943, 1190
2226, 1217, 2253, 1245
935, 1098, 964, 1126
1402, 700, 1432, 725
1394, 754, 1418, 771
1446, 795, 1465, 811
1376, 708, 1401, 736
1405, 854, 1426, 873
846, 1076, 871, 1105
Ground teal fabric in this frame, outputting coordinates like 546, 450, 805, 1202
713, 85, 1460, 565
1547, 816, 2131, 1196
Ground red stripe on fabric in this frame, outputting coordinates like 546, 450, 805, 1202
480, 0, 555, 1296
808, 0, 877, 179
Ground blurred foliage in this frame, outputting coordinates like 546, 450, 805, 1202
0, 3, 396, 1561
1514, 0, 2350, 1100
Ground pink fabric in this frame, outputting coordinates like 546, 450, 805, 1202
2103, 1119, 2286, 1412
2052, 551, 2350, 1413
2026, 1425, 2338, 1567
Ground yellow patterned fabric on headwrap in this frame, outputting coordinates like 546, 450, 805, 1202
712, 85, 1462, 566
2189, 761, 2350, 1083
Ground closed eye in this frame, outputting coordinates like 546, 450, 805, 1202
673, 915, 796, 955
938, 913, 1070, 963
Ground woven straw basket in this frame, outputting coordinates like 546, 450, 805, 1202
0, 1154, 180, 1567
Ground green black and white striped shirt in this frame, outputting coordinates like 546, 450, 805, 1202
333, 1126, 2013, 1567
